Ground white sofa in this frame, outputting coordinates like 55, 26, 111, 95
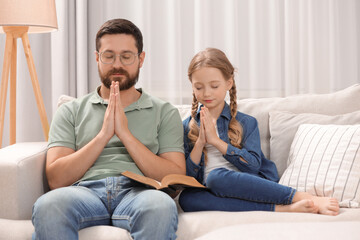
1, 84, 360, 240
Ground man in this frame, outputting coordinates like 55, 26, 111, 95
32, 19, 185, 240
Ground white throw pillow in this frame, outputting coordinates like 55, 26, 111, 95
269, 110, 360, 177
175, 105, 192, 121
57, 94, 75, 107
239, 84, 360, 160
279, 124, 360, 208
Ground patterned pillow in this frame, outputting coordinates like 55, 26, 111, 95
269, 110, 360, 177
280, 124, 360, 207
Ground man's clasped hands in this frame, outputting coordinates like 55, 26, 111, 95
100, 81, 130, 142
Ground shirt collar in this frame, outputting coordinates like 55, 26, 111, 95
195, 101, 232, 121
89, 86, 153, 112
125, 89, 153, 112
89, 86, 106, 104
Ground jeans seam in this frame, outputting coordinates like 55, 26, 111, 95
112, 215, 133, 230
212, 185, 296, 205
169, 202, 178, 240
107, 190, 112, 212
107, 177, 112, 213
112, 215, 131, 221
214, 191, 276, 204
80, 214, 110, 224
271, 203, 275, 211
287, 188, 296, 205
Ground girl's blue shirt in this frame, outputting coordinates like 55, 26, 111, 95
183, 102, 279, 184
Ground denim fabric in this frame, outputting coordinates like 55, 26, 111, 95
179, 168, 295, 212
32, 176, 178, 240
183, 103, 279, 184
180, 103, 295, 212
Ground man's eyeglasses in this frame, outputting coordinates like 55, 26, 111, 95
97, 51, 140, 65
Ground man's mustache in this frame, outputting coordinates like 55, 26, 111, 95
107, 68, 129, 77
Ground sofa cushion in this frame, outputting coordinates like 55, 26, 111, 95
0, 218, 131, 240
177, 208, 360, 240
280, 124, 360, 208
237, 84, 360, 160
59, 84, 360, 162
194, 221, 360, 240
0, 142, 48, 220
79, 226, 131, 240
2, 208, 360, 240
269, 110, 360, 176
57, 94, 76, 107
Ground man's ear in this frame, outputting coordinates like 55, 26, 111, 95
139, 51, 146, 68
95, 51, 100, 63
227, 78, 234, 90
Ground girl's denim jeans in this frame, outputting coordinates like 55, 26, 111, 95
180, 167, 296, 212
32, 176, 178, 240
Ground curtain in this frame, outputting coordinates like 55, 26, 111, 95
0, 0, 359, 147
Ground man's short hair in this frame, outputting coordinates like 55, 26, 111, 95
96, 18, 143, 53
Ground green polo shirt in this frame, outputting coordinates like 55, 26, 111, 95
48, 87, 184, 183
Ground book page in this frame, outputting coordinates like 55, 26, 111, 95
161, 174, 205, 189
122, 171, 161, 189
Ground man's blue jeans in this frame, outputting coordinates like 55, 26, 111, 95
32, 176, 178, 240
179, 168, 296, 212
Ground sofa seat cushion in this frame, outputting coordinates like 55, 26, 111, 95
79, 226, 131, 240
0, 219, 131, 240
3, 208, 360, 240
176, 208, 360, 240
194, 221, 360, 240
0, 219, 34, 240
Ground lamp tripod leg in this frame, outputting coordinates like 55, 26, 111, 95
10, 38, 17, 145
21, 33, 49, 141
0, 34, 14, 148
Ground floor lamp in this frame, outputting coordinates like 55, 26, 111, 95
0, 0, 58, 148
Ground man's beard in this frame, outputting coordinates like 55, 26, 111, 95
99, 66, 140, 90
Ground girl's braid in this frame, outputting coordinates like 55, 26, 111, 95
228, 79, 243, 149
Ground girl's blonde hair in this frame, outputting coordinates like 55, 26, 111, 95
188, 48, 243, 164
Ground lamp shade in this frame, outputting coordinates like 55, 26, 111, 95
0, 0, 58, 33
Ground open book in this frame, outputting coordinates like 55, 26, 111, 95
121, 171, 206, 195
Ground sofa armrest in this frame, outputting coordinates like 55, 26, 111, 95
0, 142, 48, 220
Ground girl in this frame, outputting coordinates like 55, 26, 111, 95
179, 48, 339, 215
